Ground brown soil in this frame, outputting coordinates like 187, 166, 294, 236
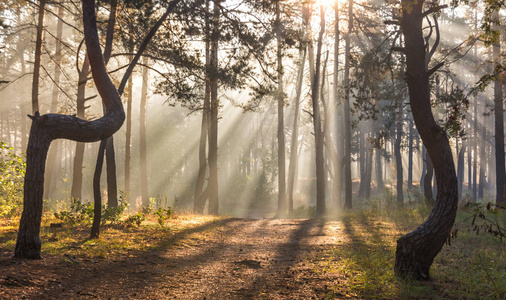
0, 219, 345, 299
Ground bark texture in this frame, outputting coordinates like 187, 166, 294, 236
395, 0, 458, 279
14, 0, 125, 259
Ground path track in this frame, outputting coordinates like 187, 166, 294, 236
1, 219, 344, 299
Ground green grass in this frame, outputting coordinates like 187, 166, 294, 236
316, 207, 506, 299
0, 213, 226, 259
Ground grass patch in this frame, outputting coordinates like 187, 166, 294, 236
0, 213, 226, 259
317, 208, 506, 299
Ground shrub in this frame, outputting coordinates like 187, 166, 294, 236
123, 212, 146, 227
0, 142, 25, 218
154, 207, 172, 227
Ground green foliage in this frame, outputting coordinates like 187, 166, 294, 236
54, 199, 94, 225
101, 193, 129, 224
155, 207, 173, 227
0, 142, 25, 218
123, 212, 146, 227
54, 195, 129, 226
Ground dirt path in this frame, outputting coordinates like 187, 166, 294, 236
1, 219, 345, 299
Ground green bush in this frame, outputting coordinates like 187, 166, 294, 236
0, 142, 25, 218
54, 198, 94, 224
123, 212, 146, 227
155, 207, 172, 227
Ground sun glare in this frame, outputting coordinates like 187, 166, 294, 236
315, 0, 338, 8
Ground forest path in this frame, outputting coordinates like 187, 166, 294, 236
1, 218, 346, 299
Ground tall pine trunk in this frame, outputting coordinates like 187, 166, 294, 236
287, 47, 306, 214
208, 0, 220, 214
139, 65, 149, 206
44, 5, 64, 200
493, 8, 505, 204
332, 0, 342, 210
31, 0, 46, 114
276, 0, 286, 217
70, 56, 90, 201
343, 0, 353, 209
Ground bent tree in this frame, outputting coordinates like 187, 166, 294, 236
14, 0, 125, 259
394, 0, 458, 278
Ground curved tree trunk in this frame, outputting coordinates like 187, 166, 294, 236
395, 0, 458, 279
15, 0, 125, 259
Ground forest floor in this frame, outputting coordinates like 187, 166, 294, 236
0, 209, 505, 299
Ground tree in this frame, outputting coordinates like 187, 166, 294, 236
15, 0, 125, 258
275, 0, 287, 217
394, 1, 459, 279
343, 0, 353, 209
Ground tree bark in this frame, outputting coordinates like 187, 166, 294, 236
44, 5, 64, 200
70, 55, 90, 202
407, 117, 414, 190
332, 0, 342, 210
287, 48, 306, 214
139, 64, 149, 206
423, 148, 434, 205
493, 8, 505, 205
125, 61, 133, 201
15, 0, 125, 259
31, 0, 46, 114
308, 5, 326, 217
343, 0, 353, 209
395, 0, 458, 279
457, 142, 466, 201
276, 0, 286, 217
208, 0, 220, 215
395, 90, 404, 205
194, 0, 211, 214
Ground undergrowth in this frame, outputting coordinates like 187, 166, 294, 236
318, 205, 505, 299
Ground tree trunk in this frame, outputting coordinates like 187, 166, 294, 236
310, 5, 326, 217
125, 62, 133, 202
194, 0, 211, 214
420, 145, 426, 189
276, 0, 286, 217
375, 148, 384, 193
139, 64, 149, 206
91, 140, 105, 239
44, 5, 64, 200
493, 8, 505, 204
407, 117, 414, 190
105, 137, 118, 207
395, 95, 404, 206
457, 142, 466, 201
472, 100, 477, 202
208, 0, 220, 215
343, 0, 353, 209
478, 98, 486, 200
15, 0, 125, 259
70, 56, 90, 201
332, 0, 342, 210
395, 0, 458, 279
31, 0, 46, 114
423, 149, 434, 205
287, 48, 306, 214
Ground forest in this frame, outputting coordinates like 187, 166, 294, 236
0, 0, 505, 298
